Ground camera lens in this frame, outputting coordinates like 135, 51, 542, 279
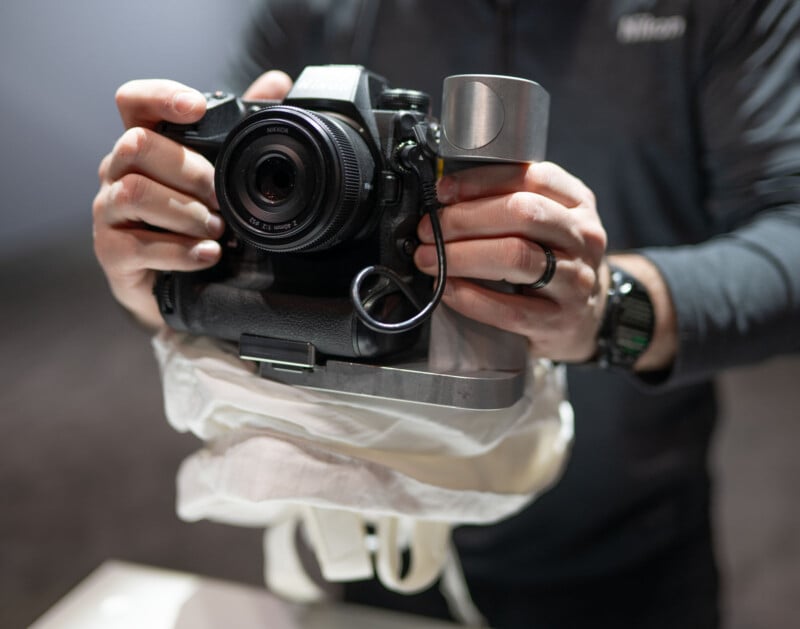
255, 155, 296, 204
215, 105, 376, 253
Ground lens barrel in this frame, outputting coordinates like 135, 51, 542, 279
215, 105, 375, 253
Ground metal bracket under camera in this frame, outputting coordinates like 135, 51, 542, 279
239, 334, 526, 410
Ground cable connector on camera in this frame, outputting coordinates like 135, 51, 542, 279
351, 130, 447, 334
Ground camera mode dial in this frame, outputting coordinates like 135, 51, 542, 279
378, 89, 431, 113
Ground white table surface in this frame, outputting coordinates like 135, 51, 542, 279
29, 560, 464, 629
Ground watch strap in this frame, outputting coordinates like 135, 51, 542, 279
595, 264, 655, 370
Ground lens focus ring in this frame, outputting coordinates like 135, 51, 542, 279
299, 109, 363, 251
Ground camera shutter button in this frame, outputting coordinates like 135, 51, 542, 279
378, 89, 431, 113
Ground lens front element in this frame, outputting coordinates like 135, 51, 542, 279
255, 154, 296, 204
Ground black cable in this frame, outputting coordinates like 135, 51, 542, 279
351, 206, 446, 333
350, 138, 447, 334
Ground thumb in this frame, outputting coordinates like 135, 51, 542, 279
115, 79, 207, 130
243, 70, 294, 100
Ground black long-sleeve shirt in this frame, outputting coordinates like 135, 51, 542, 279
233, 0, 800, 604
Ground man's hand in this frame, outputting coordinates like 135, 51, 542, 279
92, 71, 293, 329
414, 161, 609, 363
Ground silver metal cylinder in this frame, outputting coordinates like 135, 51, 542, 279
439, 74, 549, 163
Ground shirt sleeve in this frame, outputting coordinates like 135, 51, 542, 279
638, 0, 800, 387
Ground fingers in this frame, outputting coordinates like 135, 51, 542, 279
92, 219, 223, 330
435, 279, 598, 360
92, 178, 224, 277
115, 79, 207, 130
95, 76, 229, 328
92, 111, 222, 328
438, 161, 594, 209
415, 159, 608, 361
94, 226, 222, 331
415, 193, 605, 304
95, 226, 222, 277
95, 123, 220, 242
415, 237, 545, 285
438, 278, 559, 330
100, 126, 217, 208
420, 160, 607, 275
418, 191, 591, 253
96, 176, 224, 239
243, 70, 294, 100
115, 71, 294, 131
415, 238, 598, 302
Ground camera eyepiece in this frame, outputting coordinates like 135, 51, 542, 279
215, 105, 375, 253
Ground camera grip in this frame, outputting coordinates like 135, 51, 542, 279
156, 272, 418, 360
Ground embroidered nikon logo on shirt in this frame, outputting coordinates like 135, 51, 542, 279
617, 13, 686, 43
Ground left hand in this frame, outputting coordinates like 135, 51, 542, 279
414, 161, 609, 362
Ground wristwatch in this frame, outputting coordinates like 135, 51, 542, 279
594, 264, 655, 370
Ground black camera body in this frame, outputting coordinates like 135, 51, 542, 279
156, 66, 441, 364
155, 65, 550, 408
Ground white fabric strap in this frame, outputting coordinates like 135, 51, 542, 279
264, 510, 454, 599
440, 540, 488, 627
263, 514, 326, 603
302, 507, 373, 582
375, 517, 452, 594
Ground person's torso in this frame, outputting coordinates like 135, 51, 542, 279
241, 0, 721, 581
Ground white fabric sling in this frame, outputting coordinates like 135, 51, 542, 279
153, 306, 573, 612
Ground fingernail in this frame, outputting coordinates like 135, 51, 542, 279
437, 177, 457, 204
206, 213, 225, 238
173, 91, 203, 115
208, 180, 219, 210
191, 240, 220, 262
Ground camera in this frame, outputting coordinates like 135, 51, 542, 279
155, 65, 549, 407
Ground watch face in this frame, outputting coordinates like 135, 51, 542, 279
599, 267, 655, 369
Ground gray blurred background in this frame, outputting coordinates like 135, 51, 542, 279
0, 2, 798, 628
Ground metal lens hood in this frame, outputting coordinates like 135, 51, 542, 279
439, 74, 550, 163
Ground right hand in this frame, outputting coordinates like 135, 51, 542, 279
92, 71, 293, 329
